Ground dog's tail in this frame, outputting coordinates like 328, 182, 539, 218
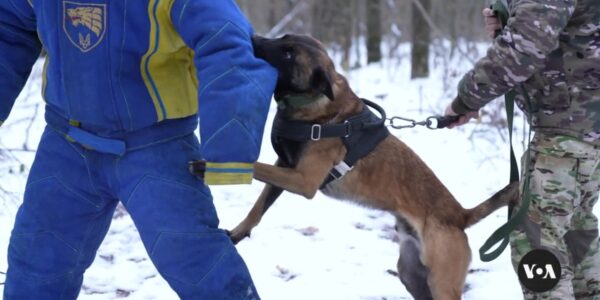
463, 181, 519, 228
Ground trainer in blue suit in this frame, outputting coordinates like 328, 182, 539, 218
0, 0, 277, 299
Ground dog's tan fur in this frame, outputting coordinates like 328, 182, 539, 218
229, 35, 518, 300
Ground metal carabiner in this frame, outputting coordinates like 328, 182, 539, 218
388, 116, 417, 129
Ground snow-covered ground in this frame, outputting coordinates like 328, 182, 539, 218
1, 44, 596, 300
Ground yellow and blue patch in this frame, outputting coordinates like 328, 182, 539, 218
141, 0, 198, 122
63, 1, 106, 53
204, 162, 253, 185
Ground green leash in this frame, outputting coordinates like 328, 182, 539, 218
479, 89, 533, 262
478, 0, 534, 262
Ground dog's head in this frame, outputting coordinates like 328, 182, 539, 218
253, 35, 339, 114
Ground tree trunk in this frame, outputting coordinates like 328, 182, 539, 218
366, 0, 382, 64
340, 0, 358, 71
411, 0, 431, 79
311, 0, 327, 41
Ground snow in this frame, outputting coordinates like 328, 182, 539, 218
1, 45, 597, 300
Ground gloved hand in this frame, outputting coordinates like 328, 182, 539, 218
443, 102, 479, 129
483, 7, 502, 38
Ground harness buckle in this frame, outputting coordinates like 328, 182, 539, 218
344, 120, 351, 138
311, 124, 322, 141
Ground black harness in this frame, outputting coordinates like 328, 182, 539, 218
271, 99, 389, 189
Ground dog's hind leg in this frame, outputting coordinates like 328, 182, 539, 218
421, 224, 471, 300
395, 217, 433, 300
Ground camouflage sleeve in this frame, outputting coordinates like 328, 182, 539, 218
451, 0, 577, 114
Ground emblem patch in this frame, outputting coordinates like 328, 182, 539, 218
63, 1, 106, 52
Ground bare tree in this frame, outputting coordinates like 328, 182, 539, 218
366, 0, 382, 64
235, 0, 490, 72
411, 0, 431, 78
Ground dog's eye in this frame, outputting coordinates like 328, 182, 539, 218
282, 47, 294, 60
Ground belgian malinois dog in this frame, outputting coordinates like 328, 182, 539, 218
228, 34, 518, 300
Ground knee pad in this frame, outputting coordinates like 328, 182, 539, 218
151, 230, 258, 299
8, 231, 79, 282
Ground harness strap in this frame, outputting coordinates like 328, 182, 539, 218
272, 99, 387, 142
270, 98, 389, 188
272, 118, 353, 142
328, 161, 354, 181
321, 111, 389, 188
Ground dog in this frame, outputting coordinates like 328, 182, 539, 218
227, 34, 518, 300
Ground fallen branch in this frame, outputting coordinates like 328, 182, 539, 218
2, 148, 36, 153
266, 1, 308, 38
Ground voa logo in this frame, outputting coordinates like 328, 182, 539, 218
517, 249, 561, 293
522, 263, 557, 280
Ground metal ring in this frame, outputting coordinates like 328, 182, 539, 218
311, 124, 322, 141
425, 116, 438, 129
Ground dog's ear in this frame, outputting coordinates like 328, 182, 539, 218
310, 67, 334, 101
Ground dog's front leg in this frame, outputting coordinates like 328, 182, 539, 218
229, 183, 284, 244
254, 141, 345, 199
229, 160, 286, 244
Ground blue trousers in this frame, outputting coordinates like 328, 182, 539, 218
4, 126, 259, 299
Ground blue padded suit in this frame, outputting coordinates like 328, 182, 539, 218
0, 0, 277, 299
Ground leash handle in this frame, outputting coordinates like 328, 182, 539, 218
490, 0, 510, 38
479, 86, 535, 262
426, 115, 460, 129
478, 93, 521, 262
478, 0, 537, 262
361, 99, 387, 128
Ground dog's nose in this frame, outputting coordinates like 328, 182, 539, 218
252, 35, 267, 47
252, 35, 270, 59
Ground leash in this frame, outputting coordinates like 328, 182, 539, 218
478, 0, 534, 262
276, 92, 462, 131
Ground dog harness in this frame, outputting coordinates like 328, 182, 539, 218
271, 99, 389, 188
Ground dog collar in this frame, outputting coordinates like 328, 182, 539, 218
275, 94, 325, 110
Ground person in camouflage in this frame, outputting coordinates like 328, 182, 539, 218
444, 0, 600, 299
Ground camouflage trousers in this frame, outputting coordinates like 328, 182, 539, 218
510, 133, 600, 300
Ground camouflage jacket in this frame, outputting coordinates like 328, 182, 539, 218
451, 0, 600, 146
